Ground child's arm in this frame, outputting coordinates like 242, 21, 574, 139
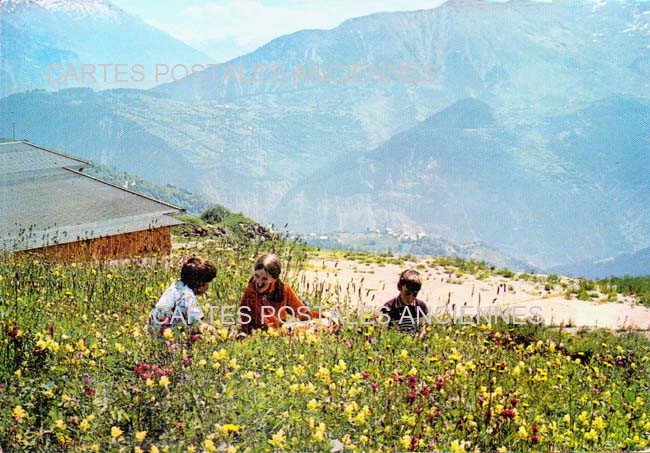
285, 285, 325, 320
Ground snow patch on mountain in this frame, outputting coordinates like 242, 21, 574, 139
1, 0, 122, 20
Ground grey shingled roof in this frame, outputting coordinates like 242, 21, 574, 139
0, 143, 184, 252
0, 141, 89, 176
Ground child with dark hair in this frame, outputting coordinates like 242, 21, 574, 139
239, 253, 328, 334
148, 256, 217, 333
381, 269, 429, 334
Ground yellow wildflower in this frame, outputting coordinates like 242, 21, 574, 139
159, 375, 170, 388
135, 431, 147, 442
204, 439, 217, 453
268, 429, 287, 449
449, 439, 467, 453
516, 425, 528, 440
333, 359, 347, 373
307, 399, 320, 411
111, 426, 123, 438
12, 406, 27, 422
592, 416, 606, 431
399, 435, 412, 450
312, 423, 326, 442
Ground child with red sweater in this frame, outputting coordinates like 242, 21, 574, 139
239, 253, 326, 334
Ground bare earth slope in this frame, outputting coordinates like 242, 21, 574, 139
295, 254, 650, 330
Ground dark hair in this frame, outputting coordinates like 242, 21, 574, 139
181, 256, 217, 292
398, 269, 422, 293
253, 253, 284, 303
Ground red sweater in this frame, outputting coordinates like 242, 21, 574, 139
239, 280, 321, 334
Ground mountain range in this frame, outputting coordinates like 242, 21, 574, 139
0, 0, 211, 93
1, 0, 649, 272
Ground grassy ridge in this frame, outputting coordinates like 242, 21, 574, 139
84, 164, 213, 215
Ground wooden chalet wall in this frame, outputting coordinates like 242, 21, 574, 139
24, 227, 172, 262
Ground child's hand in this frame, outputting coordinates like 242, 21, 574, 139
327, 316, 342, 334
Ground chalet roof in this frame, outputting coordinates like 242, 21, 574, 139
0, 141, 89, 176
0, 141, 183, 252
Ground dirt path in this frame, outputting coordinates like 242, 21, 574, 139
294, 257, 650, 330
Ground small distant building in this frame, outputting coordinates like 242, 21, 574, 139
0, 141, 183, 260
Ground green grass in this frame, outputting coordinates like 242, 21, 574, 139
1, 236, 649, 452
593, 276, 650, 307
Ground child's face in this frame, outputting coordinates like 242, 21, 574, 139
253, 269, 276, 294
399, 284, 419, 305
195, 281, 210, 296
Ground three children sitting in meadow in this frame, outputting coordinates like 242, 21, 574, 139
148, 254, 429, 336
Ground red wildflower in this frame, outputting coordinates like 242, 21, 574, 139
531, 423, 539, 434
8, 326, 20, 341
407, 391, 418, 403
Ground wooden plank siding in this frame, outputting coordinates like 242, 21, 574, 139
20, 227, 172, 262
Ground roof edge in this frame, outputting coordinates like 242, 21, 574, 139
63, 167, 186, 213
18, 141, 92, 167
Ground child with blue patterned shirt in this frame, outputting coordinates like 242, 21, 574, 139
148, 257, 217, 333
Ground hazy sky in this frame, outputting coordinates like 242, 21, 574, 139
110, 0, 447, 61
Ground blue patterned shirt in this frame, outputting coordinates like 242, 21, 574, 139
148, 281, 204, 330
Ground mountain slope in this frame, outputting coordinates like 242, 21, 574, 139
275, 96, 650, 268
0, 0, 211, 94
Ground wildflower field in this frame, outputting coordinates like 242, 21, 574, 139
1, 235, 649, 452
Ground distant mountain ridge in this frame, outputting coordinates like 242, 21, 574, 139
0, 0, 211, 94
154, 0, 649, 111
